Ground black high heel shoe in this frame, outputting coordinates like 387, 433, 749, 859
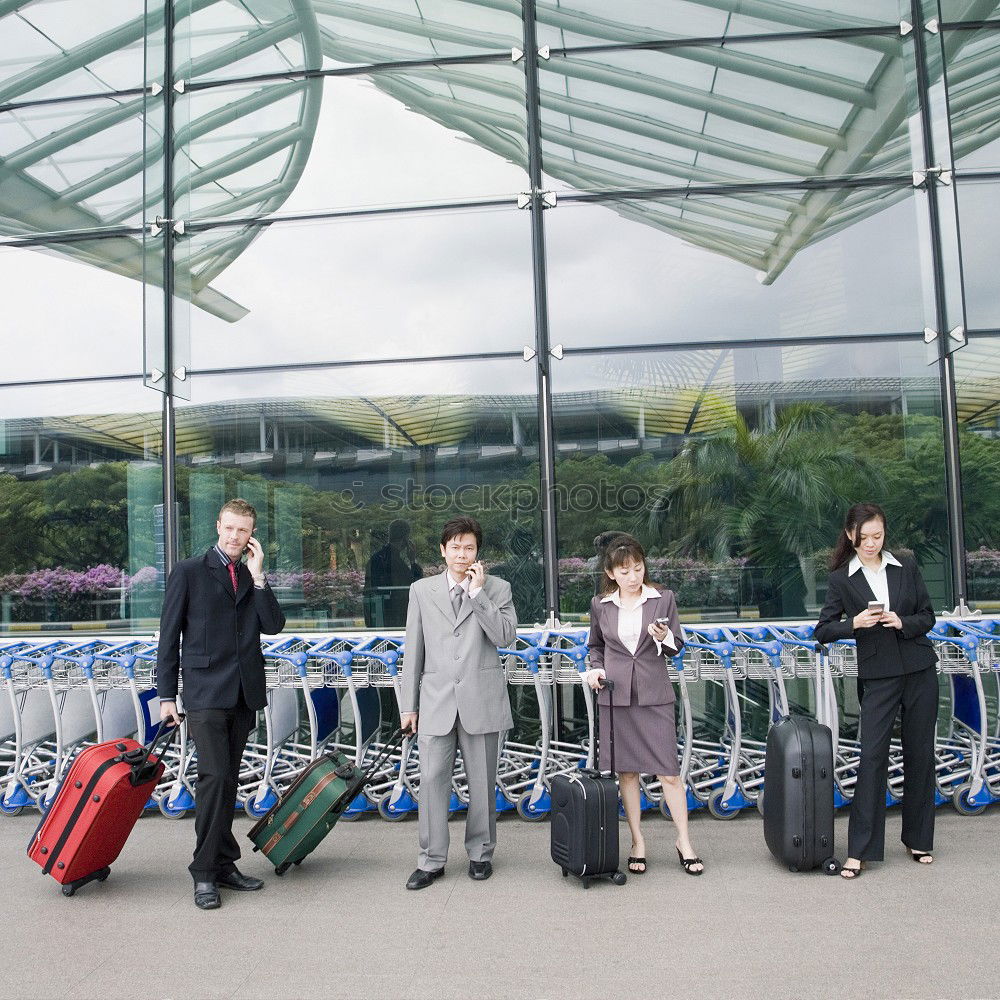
676, 847, 704, 876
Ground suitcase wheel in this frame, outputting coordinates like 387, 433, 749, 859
61, 885, 76, 897
275, 862, 291, 876
582, 878, 591, 889
823, 857, 841, 876
611, 871, 627, 886
561, 868, 568, 878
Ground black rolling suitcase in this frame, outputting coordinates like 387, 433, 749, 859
762, 715, 840, 874
550, 679, 626, 888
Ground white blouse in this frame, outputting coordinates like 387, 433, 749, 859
601, 584, 673, 655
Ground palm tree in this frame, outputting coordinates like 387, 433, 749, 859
650, 403, 883, 616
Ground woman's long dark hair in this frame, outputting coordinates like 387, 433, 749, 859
830, 503, 887, 570
599, 535, 653, 595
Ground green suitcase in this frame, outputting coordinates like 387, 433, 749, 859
247, 731, 402, 875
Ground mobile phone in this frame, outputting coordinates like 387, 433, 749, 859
867, 601, 884, 614
654, 617, 671, 625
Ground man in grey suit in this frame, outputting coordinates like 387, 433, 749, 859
400, 516, 516, 889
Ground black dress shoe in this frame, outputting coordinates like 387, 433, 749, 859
216, 868, 264, 891
194, 882, 220, 910
468, 860, 493, 881
405, 867, 444, 890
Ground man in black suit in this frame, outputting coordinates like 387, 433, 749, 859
157, 498, 286, 909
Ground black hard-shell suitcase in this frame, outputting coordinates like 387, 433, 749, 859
762, 715, 840, 874
550, 679, 626, 887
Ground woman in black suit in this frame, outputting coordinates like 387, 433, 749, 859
815, 502, 938, 879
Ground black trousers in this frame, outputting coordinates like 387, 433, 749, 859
848, 666, 938, 861
186, 700, 256, 882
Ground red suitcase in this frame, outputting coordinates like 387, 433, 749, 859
27, 722, 178, 896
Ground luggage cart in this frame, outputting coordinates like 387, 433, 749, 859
497, 636, 554, 820
676, 629, 746, 819
933, 621, 1000, 815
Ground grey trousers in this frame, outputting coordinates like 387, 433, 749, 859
417, 720, 500, 872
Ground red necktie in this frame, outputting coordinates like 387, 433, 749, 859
228, 561, 238, 592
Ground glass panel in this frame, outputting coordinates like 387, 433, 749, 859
546, 187, 926, 348
537, 1, 902, 49
0, 238, 148, 381
177, 359, 543, 628
955, 178, 1000, 330
0, 0, 152, 105
0, 94, 152, 238
551, 340, 949, 622
939, 0, 1000, 21
955, 335, 1000, 608
540, 34, 919, 190
0, 379, 164, 634
177, 0, 523, 84
944, 26, 1000, 170
175, 64, 527, 222
178, 208, 533, 369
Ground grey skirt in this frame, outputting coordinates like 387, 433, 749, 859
597, 699, 679, 776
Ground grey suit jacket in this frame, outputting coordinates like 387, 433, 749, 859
401, 572, 516, 736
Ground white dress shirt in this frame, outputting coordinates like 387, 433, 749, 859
600, 584, 673, 654
848, 550, 902, 611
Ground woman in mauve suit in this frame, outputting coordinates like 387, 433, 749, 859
583, 536, 704, 876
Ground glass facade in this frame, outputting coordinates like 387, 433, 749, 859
2, 0, 998, 633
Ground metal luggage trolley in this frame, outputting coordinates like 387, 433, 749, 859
644, 640, 704, 819
241, 637, 321, 819
306, 635, 380, 818
716, 626, 789, 816
0, 641, 48, 815
349, 635, 415, 820
0, 641, 79, 812
497, 634, 554, 820
543, 629, 596, 771
933, 621, 1000, 815
676, 629, 747, 819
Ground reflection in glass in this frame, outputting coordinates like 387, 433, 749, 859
955, 179, 1000, 331
177, 0, 523, 83
552, 342, 948, 621
954, 336, 1000, 607
546, 190, 926, 349
0, 240, 147, 381
945, 26, 1000, 170
540, 34, 919, 191
179, 208, 533, 368
178, 66, 526, 221
536, 1, 902, 49
0, 380, 163, 633
172, 361, 542, 627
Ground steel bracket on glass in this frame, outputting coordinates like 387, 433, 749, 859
538, 45, 550, 60
925, 18, 940, 34
148, 81, 163, 96
512, 47, 524, 62
923, 326, 965, 346
517, 191, 556, 209
899, 20, 913, 35
912, 166, 952, 188
147, 366, 188, 386
173, 79, 186, 94
148, 216, 186, 237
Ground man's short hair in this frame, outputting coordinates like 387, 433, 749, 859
219, 497, 257, 527
440, 516, 483, 551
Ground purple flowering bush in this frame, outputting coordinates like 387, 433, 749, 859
558, 555, 747, 614
271, 569, 365, 617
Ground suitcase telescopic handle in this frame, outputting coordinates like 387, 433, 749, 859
122, 717, 184, 782
598, 678, 616, 776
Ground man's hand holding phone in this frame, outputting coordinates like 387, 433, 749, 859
244, 535, 265, 584
465, 560, 486, 594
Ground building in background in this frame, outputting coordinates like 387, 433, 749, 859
2, 0, 1000, 631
